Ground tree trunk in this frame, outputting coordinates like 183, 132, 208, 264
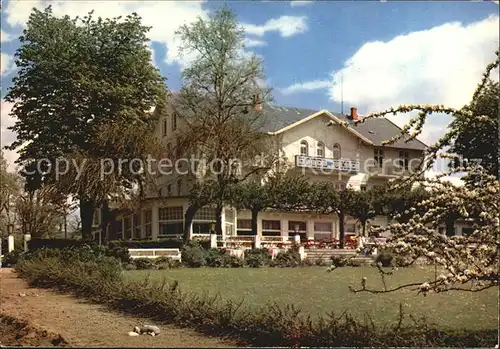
338, 211, 345, 249
251, 208, 259, 236
362, 220, 366, 237
183, 205, 197, 242
80, 198, 95, 241
215, 204, 223, 236
100, 199, 111, 244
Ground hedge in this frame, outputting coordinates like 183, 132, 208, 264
108, 238, 211, 250
27, 238, 97, 251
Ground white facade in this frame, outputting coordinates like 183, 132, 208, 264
112, 103, 426, 242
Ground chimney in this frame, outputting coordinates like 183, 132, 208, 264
253, 93, 262, 112
350, 107, 358, 120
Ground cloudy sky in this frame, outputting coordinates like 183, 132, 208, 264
1, 0, 499, 173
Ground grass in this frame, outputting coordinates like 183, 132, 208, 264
125, 266, 498, 331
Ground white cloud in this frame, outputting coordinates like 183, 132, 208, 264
1, 30, 15, 42
328, 15, 499, 115
243, 15, 308, 38
244, 37, 267, 48
280, 79, 330, 95
2, 0, 209, 68
1, 53, 14, 75
290, 1, 313, 7
282, 15, 499, 146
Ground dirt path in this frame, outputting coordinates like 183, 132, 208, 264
0, 268, 238, 347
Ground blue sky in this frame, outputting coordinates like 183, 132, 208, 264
1, 0, 499, 170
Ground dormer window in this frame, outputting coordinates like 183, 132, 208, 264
300, 140, 308, 156
317, 142, 325, 157
332, 143, 341, 159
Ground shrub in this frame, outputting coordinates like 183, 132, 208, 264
27, 238, 96, 251
108, 238, 184, 250
133, 258, 155, 270
205, 248, 232, 268
106, 245, 131, 264
245, 248, 271, 268
272, 249, 301, 268
375, 250, 394, 267
330, 255, 348, 267
154, 256, 181, 269
124, 263, 137, 270
314, 257, 326, 266
181, 240, 206, 268
1, 249, 24, 267
228, 255, 244, 268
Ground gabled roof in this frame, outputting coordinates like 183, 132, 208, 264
260, 103, 427, 150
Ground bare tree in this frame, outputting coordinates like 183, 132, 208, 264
174, 7, 278, 237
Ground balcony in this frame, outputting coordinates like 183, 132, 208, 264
295, 155, 360, 174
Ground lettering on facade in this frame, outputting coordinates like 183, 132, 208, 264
295, 155, 360, 174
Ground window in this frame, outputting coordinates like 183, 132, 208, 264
317, 142, 325, 157
262, 220, 280, 231
374, 149, 384, 168
262, 220, 281, 235
159, 222, 183, 237
334, 182, 346, 191
167, 184, 172, 196
225, 208, 235, 222
314, 222, 332, 232
133, 213, 141, 238
124, 216, 132, 240
332, 143, 341, 159
288, 221, 306, 232
144, 210, 152, 238
192, 223, 212, 234
162, 118, 167, 136
300, 140, 308, 156
158, 206, 183, 238
159, 206, 183, 221
194, 207, 216, 221
398, 151, 409, 170
172, 112, 177, 131
314, 221, 332, 240
176, 179, 182, 196
237, 219, 255, 236
461, 227, 474, 236
237, 219, 252, 229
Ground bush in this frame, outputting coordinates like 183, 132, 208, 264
132, 258, 155, 270
154, 256, 181, 269
1, 249, 24, 267
272, 249, 302, 268
245, 248, 271, 268
205, 248, 232, 268
27, 238, 96, 251
108, 238, 184, 250
124, 263, 137, 270
330, 255, 348, 267
375, 250, 394, 267
181, 240, 206, 268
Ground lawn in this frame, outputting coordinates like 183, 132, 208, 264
124, 266, 497, 331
